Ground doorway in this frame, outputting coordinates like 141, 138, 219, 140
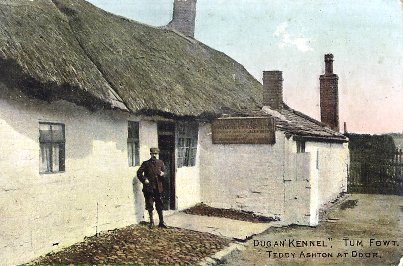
157, 122, 176, 210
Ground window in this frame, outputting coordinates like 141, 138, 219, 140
177, 122, 198, 168
128, 121, 140, 167
39, 123, 65, 173
297, 140, 306, 153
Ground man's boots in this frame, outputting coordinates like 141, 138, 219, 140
148, 210, 154, 229
157, 209, 167, 228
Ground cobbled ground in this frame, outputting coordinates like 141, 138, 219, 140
26, 223, 231, 265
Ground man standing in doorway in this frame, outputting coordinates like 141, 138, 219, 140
137, 147, 167, 228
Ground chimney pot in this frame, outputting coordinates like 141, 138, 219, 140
263, 70, 283, 110
324, 53, 334, 75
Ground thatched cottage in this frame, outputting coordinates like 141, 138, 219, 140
0, 0, 349, 264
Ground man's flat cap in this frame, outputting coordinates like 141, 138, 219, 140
150, 147, 160, 153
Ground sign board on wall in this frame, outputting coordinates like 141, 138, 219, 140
212, 117, 276, 144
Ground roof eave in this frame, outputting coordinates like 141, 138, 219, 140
291, 134, 348, 143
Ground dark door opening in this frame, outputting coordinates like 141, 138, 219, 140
157, 122, 176, 210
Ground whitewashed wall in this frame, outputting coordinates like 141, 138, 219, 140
282, 136, 313, 225
0, 84, 156, 266
199, 123, 286, 218
175, 166, 200, 210
0, 82, 349, 264
198, 123, 349, 226
284, 138, 349, 226
305, 141, 349, 208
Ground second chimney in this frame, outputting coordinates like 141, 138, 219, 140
167, 0, 197, 38
320, 54, 340, 131
263, 71, 283, 110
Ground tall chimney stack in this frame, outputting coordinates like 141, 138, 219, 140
167, 0, 197, 38
263, 71, 283, 110
320, 54, 339, 131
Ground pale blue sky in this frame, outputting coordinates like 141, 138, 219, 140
87, 0, 402, 134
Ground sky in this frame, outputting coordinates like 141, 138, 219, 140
87, 0, 402, 134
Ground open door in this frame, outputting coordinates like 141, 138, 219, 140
157, 122, 176, 210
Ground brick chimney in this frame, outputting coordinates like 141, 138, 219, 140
167, 0, 197, 38
320, 54, 339, 131
263, 71, 283, 110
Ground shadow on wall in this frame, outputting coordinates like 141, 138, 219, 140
0, 82, 127, 159
133, 176, 145, 222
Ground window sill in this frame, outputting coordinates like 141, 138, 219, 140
39, 171, 66, 175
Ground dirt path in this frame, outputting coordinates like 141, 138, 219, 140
224, 194, 402, 265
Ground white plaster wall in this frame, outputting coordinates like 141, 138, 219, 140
305, 141, 349, 209
175, 166, 200, 210
199, 123, 286, 218
199, 125, 348, 226
309, 153, 320, 226
0, 85, 156, 265
282, 137, 314, 226
139, 120, 158, 161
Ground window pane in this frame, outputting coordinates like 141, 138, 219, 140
39, 123, 51, 131
39, 124, 52, 142
189, 158, 195, 167
128, 122, 140, 167
177, 123, 198, 168
134, 141, 140, 166
39, 123, 65, 173
180, 147, 186, 157
185, 138, 192, 148
184, 146, 190, 166
51, 124, 65, 142
128, 142, 134, 166
40, 143, 51, 173
128, 121, 139, 139
52, 144, 60, 172
59, 144, 65, 171
177, 158, 184, 168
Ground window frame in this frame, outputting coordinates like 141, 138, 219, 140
39, 122, 66, 174
296, 140, 306, 153
177, 122, 198, 168
128, 121, 140, 167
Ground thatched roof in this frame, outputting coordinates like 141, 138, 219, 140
0, 0, 262, 116
0, 0, 345, 141
0, 0, 127, 110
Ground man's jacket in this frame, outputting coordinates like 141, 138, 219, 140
137, 158, 165, 193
